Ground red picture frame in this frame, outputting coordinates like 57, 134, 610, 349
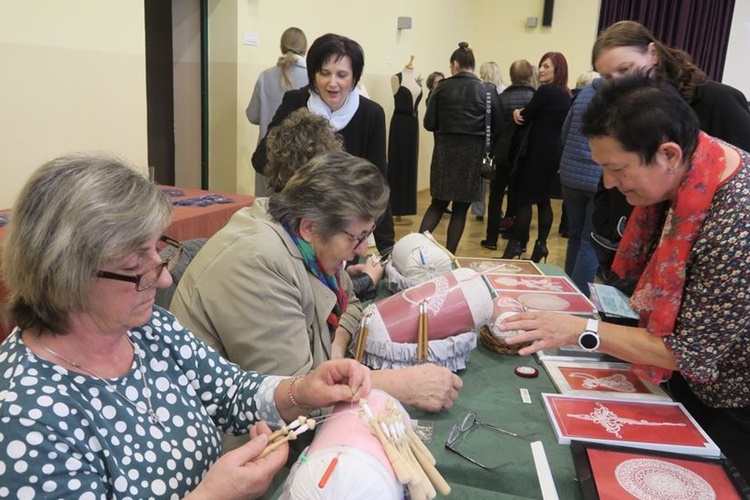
571, 441, 750, 499
541, 360, 670, 401
542, 394, 720, 457
454, 257, 542, 275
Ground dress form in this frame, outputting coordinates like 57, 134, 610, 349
388, 56, 424, 222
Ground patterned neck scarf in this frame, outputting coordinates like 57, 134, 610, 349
284, 224, 347, 337
612, 132, 726, 383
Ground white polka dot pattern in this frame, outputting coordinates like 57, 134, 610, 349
0, 306, 283, 498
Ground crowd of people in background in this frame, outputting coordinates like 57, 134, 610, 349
2, 19, 750, 496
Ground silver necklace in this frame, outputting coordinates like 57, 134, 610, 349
36, 333, 165, 429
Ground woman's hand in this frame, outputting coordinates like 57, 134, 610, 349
500, 311, 586, 355
347, 257, 384, 286
188, 421, 287, 499
295, 359, 371, 409
372, 364, 463, 412
513, 108, 525, 125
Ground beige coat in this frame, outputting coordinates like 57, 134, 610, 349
170, 201, 362, 377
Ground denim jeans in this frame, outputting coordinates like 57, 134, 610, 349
562, 186, 598, 295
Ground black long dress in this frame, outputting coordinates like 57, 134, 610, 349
387, 72, 423, 216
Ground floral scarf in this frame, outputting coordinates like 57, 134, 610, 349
612, 132, 725, 383
284, 224, 347, 337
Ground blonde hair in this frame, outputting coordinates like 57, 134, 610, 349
479, 61, 504, 89
277, 27, 307, 89
530, 65, 541, 89
576, 70, 600, 88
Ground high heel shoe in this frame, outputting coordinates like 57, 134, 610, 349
530, 240, 549, 263
501, 239, 524, 259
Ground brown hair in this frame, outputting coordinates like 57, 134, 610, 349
592, 20, 707, 102
509, 60, 534, 86
450, 42, 475, 70
265, 109, 343, 192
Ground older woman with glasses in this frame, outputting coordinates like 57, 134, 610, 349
0, 153, 371, 498
171, 152, 462, 419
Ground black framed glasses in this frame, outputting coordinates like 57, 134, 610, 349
444, 412, 520, 470
95, 235, 183, 291
341, 223, 376, 250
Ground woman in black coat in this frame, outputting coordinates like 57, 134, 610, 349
503, 52, 571, 262
419, 42, 501, 254
252, 33, 395, 253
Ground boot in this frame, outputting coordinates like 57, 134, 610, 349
530, 240, 549, 263
501, 239, 524, 259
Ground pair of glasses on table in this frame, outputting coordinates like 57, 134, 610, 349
444, 412, 524, 470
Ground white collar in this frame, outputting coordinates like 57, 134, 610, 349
307, 87, 360, 131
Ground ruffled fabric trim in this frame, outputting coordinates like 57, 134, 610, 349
385, 261, 453, 293
359, 331, 477, 371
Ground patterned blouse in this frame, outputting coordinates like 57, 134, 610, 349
664, 145, 750, 408
0, 306, 285, 498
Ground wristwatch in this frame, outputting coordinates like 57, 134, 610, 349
578, 318, 600, 351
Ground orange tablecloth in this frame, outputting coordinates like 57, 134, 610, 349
164, 186, 255, 242
0, 186, 254, 342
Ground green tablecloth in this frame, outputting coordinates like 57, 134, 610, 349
272, 262, 583, 499
402, 263, 580, 499
413, 343, 582, 499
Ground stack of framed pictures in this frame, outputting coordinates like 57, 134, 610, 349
571, 441, 750, 499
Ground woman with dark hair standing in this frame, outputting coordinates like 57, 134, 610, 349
252, 33, 395, 253
503, 52, 571, 262
419, 42, 501, 254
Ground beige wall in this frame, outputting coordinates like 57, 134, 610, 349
4, 1, 747, 207
229, 0, 600, 196
0, 1, 148, 208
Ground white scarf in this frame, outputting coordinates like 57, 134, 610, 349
307, 87, 360, 131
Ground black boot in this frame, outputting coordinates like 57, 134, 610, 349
530, 240, 549, 263
502, 239, 524, 259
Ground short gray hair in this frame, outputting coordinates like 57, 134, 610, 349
267, 151, 389, 240
2, 153, 172, 333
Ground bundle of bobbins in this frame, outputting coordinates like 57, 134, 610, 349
479, 324, 531, 355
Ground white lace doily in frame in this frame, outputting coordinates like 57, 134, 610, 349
614, 458, 715, 500
518, 293, 571, 311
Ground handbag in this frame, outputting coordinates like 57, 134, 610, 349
480, 88, 495, 180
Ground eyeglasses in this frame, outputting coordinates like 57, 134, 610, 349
341, 224, 376, 250
95, 235, 183, 291
444, 412, 520, 470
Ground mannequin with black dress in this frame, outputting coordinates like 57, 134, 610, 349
388, 56, 423, 225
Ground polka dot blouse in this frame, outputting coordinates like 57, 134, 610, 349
0, 306, 285, 499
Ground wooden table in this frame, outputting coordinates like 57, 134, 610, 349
0, 186, 254, 342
